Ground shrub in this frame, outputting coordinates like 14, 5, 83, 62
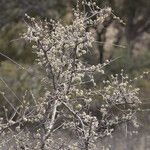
0, 1, 145, 150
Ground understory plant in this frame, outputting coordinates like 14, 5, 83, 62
0, 1, 146, 150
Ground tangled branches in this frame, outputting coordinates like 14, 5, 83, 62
0, 1, 144, 150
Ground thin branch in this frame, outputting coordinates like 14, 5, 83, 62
0, 91, 21, 116
0, 77, 23, 105
93, 41, 126, 49
0, 52, 30, 74
62, 102, 85, 133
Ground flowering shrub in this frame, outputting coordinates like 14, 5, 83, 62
0, 1, 145, 150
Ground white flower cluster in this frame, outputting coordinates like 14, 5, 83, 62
0, 1, 145, 150
97, 71, 141, 137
